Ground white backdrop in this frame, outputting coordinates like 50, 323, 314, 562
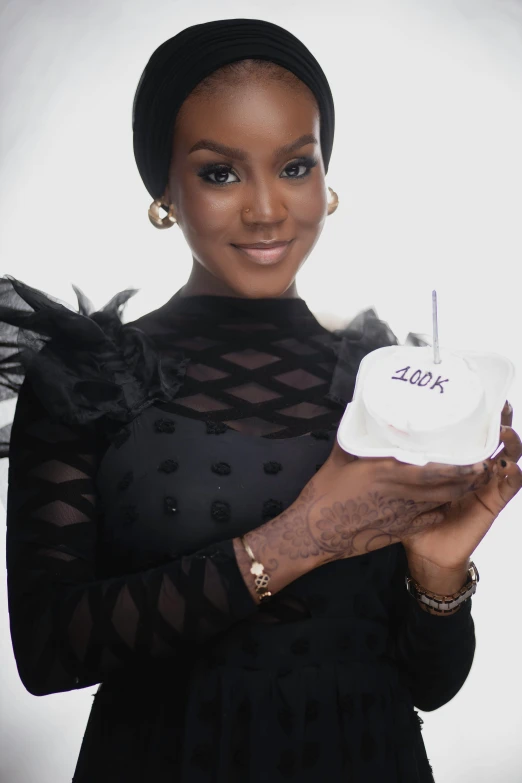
1, 0, 521, 780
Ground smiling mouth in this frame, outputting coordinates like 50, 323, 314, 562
233, 240, 292, 249
231, 240, 294, 265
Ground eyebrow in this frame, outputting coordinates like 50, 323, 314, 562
188, 133, 319, 161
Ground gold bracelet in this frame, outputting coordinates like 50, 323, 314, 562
405, 562, 479, 614
240, 535, 272, 602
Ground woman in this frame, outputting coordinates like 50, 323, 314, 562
1, 18, 521, 783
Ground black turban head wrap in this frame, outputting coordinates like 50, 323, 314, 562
132, 18, 335, 204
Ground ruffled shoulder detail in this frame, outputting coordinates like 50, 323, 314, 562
0, 276, 189, 458
325, 307, 430, 406
0, 277, 430, 459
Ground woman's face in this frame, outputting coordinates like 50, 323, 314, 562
162, 77, 329, 298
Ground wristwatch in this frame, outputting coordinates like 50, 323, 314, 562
405, 561, 479, 614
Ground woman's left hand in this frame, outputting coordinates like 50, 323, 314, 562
402, 401, 522, 576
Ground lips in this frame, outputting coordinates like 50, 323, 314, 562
231, 240, 293, 265
233, 241, 291, 249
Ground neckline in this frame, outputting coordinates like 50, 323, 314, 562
158, 287, 319, 325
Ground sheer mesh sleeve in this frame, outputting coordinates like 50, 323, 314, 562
6, 378, 258, 697
388, 544, 476, 712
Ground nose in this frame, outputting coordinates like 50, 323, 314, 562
241, 180, 287, 225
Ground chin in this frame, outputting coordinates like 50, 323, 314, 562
220, 265, 301, 300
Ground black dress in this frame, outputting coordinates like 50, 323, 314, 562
0, 276, 476, 782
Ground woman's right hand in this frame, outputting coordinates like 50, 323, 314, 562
300, 437, 494, 563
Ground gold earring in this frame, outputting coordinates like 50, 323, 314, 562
148, 199, 177, 229
327, 187, 339, 215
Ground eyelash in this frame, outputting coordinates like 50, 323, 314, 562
197, 156, 318, 186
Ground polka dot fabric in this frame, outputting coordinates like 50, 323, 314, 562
3, 283, 476, 782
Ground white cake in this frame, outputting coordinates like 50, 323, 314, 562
361, 345, 489, 455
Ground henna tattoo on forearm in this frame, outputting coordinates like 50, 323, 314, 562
244, 479, 427, 569
309, 484, 424, 558
241, 466, 494, 593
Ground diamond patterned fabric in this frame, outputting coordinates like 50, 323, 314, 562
1, 281, 476, 782
131, 290, 344, 439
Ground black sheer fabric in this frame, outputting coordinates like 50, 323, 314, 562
1, 276, 475, 782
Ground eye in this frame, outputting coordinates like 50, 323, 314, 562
281, 157, 318, 179
197, 164, 239, 186
196, 156, 318, 187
